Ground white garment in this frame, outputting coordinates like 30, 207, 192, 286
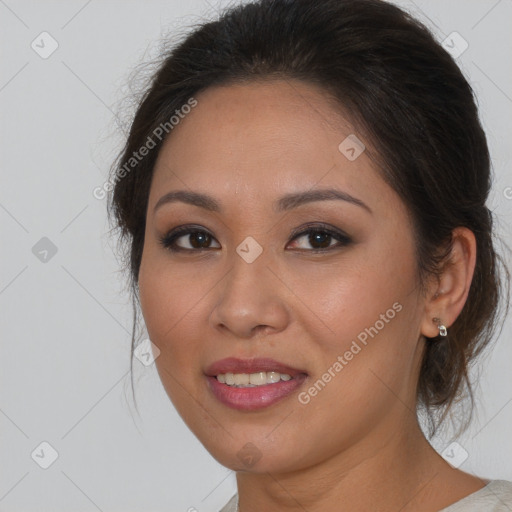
219, 480, 512, 511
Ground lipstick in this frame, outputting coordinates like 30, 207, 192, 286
205, 357, 308, 411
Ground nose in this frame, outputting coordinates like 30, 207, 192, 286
209, 248, 290, 339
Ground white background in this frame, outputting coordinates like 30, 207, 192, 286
1, 1, 511, 511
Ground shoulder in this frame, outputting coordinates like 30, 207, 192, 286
439, 480, 512, 511
219, 483, 512, 511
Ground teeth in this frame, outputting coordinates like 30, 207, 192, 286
234, 373, 250, 385
216, 371, 293, 387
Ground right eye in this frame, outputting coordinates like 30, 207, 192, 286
159, 226, 221, 252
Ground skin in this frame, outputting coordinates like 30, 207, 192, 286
138, 79, 483, 511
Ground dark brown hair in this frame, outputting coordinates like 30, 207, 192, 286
108, 0, 510, 436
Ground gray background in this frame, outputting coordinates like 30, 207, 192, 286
1, 0, 511, 510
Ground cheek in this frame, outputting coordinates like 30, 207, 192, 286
138, 242, 203, 335
138, 253, 207, 418
138, 248, 199, 363
287, 234, 416, 351
288, 232, 420, 406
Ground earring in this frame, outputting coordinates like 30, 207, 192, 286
433, 317, 448, 337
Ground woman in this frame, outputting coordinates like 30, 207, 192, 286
108, 0, 511, 510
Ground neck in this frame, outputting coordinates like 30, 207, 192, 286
235, 411, 450, 512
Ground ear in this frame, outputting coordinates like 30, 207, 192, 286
420, 227, 477, 338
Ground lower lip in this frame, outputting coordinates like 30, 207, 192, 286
206, 375, 307, 411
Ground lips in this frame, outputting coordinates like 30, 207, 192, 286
204, 357, 308, 411
204, 357, 307, 378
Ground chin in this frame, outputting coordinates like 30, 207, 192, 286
198, 431, 306, 474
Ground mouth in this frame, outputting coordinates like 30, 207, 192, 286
204, 357, 308, 411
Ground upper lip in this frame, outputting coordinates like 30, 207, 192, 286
205, 357, 307, 377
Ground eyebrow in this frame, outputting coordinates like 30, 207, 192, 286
153, 188, 372, 214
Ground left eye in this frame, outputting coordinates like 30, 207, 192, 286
287, 227, 351, 251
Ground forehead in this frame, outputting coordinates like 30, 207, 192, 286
149, 79, 398, 218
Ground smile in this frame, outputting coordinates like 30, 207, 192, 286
205, 357, 308, 410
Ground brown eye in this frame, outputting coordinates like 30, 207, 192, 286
287, 225, 352, 252
188, 231, 213, 248
159, 227, 221, 252
307, 231, 333, 249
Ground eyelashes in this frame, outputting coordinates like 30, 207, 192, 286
158, 223, 352, 254
159, 225, 221, 252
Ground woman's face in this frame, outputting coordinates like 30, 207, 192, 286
138, 79, 429, 472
